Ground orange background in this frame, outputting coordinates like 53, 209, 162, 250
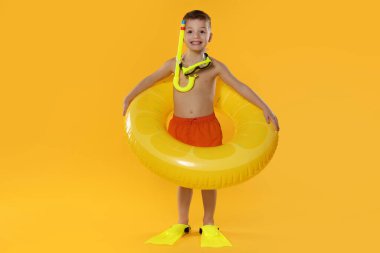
1, 0, 379, 252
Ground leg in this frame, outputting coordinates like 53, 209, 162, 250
201, 189, 217, 225
177, 186, 193, 224
145, 186, 192, 245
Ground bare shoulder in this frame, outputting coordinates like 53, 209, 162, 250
158, 57, 176, 73
209, 57, 243, 88
164, 57, 176, 73
148, 57, 176, 83
210, 57, 228, 74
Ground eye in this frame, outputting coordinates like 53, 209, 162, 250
200, 31, 205, 33
187, 31, 192, 33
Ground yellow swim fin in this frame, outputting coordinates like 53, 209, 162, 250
199, 225, 232, 248
145, 224, 191, 245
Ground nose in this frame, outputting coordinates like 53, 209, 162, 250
193, 32, 200, 39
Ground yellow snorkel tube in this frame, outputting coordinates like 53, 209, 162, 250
173, 20, 194, 92
173, 20, 213, 92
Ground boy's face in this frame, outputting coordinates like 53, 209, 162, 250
184, 19, 212, 52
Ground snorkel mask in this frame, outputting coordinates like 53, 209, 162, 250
180, 52, 212, 76
173, 20, 212, 92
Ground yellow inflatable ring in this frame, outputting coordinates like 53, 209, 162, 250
125, 77, 279, 189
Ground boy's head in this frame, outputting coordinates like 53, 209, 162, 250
182, 10, 213, 52
183, 10, 211, 30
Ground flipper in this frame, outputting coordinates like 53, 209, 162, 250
145, 224, 191, 245
199, 225, 232, 247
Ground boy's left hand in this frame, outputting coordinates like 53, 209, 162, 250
263, 108, 280, 131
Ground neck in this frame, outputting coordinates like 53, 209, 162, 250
182, 50, 206, 63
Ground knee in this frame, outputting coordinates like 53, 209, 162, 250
201, 189, 217, 193
178, 186, 193, 191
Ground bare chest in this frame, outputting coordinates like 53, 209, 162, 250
175, 64, 218, 91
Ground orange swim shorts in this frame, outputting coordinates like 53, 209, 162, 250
168, 112, 223, 147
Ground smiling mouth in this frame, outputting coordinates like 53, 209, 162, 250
191, 41, 202, 45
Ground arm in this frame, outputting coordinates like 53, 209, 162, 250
216, 60, 280, 131
122, 58, 174, 116
216, 60, 267, 110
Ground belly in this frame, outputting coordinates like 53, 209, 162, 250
173, 74, 217, 118
173, 91, 215, 118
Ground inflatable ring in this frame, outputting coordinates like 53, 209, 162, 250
125, 77, 279, 189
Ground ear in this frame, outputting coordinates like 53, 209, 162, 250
208, 32, 213, 42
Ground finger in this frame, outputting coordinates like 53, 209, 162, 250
271, 117, 278, 130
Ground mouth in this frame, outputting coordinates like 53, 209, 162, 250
191, 41, 202, 45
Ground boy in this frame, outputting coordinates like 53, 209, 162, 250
122, 10, 279, 247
